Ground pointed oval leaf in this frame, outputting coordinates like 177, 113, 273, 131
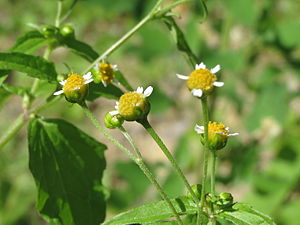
28, 118, 107, 225
216, 203, 276, 225
103, 196, 198, 225
10, 30, 48, 54
87, 82, 123, 101
0, 52, 57, 81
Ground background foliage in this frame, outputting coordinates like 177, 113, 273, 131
0, 0, 300, 224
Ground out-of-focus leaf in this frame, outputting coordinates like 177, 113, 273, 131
278, 198, 300, 225
87, 82, 123, 101
148, 87, 175, 115
1, 83, 30, 96
63, 38, 99, 62
10, 30, 48, 54
276, 20, 300, 48
0, 53, 57, 81
103, 196, 198, 225
216, 203, 275, 225
28, 118, 107, 225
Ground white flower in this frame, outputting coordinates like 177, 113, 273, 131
194, 123, 239, 137
176, 62, 224, 98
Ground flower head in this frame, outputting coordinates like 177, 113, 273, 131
195, 121, 238, 150
177, 62, 224, 98
93, 61, 118, 86
53, 72, 93, 103
112, 86, 153, 121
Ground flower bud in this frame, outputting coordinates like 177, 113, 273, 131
215, 192, 234, 208
60, 25, 75, 38
104, 112, 124, 129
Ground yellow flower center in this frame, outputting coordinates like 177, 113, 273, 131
63, 73, 85, 92
99, 62, 115, 84
208, 121, 228, 140
118, 92, 146, 118
187, 69, 216, 93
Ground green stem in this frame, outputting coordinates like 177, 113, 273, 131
0, 114, 26, 151
200, 97, 209, 208
55, 0, 63, 27
211, 151, 217, 195
82, 0, 164, 74
139, 119, 199, 204
80, 103, 136, 161
119, 126, 183, 225
60, 0, 79, 24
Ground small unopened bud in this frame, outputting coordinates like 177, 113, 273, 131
60, 25, 75, 38
104, 112, 124, 129
217, 192, 234, 207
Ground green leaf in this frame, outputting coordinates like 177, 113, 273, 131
276, 20, 300, 48
103, 196, 198, 225
87, 82, 123, 101
63, 38, 99, 62
1, 83, 30, 96
0, 52, 57, 81
10, 30, 48, 54
216, 203, 276, 225
114, 70, 133, 91
162, 16, 198, 66
28, 118, 107, 225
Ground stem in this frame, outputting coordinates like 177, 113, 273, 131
80, 103, 136, 161
82, 0, 164, 74
139, 119, 199, 204
60, 0, 79, 24
200, 97, 209, 208
119, 126, 183, 225
210, 151, 217, 195
55, 0, 63, 27
0, 114, 26, 151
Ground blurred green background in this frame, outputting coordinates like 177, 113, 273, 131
1, 0, 300, 224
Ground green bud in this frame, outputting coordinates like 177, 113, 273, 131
104, 112, 124, 129
60, 25, 75, 38
64, 85, 88, 104
215, 192, 234, 208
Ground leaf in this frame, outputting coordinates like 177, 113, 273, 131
87, 82, 123, 101
114, 70, 133, 91
10, 30, 48, 54
103, 196, 198, 225
63, 38, 99, 62
28, 118, 107, 225
162, 16, 198, 66
0, 52, 57, 81
216, 203, 276, 225
1, 83, 30, 96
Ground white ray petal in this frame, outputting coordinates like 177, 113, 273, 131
115, 102, 119, 110
94, 62, 99, 70
211, 64, 221, 74
215, 132, 225, 134
101, 80, 107, 87
84, 78, 94, 84
225, 127, 230, 131
136, 86, 143, 94
176, 74, 189, 80
113, 64, 118, 71
109, 111, 119, 116
228, 132, 239, 136
53, 90, 64, 95
83, 72, 92, 80
191, 89, 203, 97
73, 87, 80, 90
195, 62, 206, 70
194, 124, 205, 134
144, 86, 153, 97
213, 81, 224, 87
59, 80, 67, 86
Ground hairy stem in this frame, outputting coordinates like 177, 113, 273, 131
211, 151, 217, 196
119, 126, 183, 225
200, 97, 209, 208
140, 119, 199, 204
55, 0, 63, 27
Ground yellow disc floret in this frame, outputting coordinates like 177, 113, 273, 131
207, 121, 228, 151
63, 73, 88, 103
118, 92, 150, 121
187, 69, 216, 94
99, 62, 115, 85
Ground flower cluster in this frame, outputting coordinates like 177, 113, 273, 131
93, 61, 118, 86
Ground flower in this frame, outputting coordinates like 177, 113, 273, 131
53, 72, 93, 103
176, 62, 224, 98
195, 121, 238, 150
111, 86, 153, 121
93, 61, 118, 86
104, 111, 124, 129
